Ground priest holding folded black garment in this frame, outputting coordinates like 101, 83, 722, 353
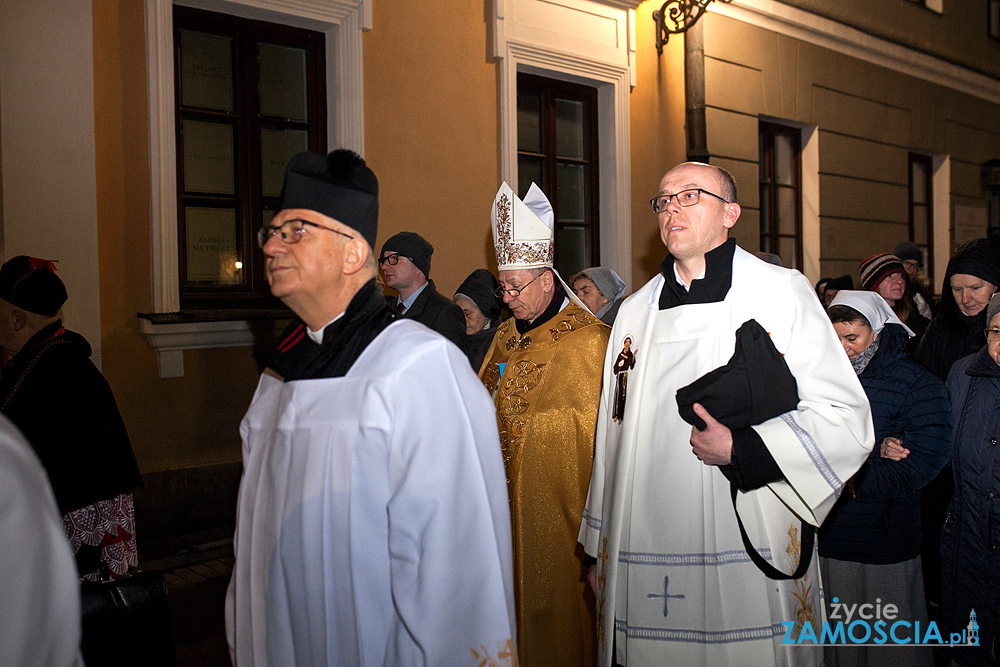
226, 149, 516, 666
579, 162, 873, 667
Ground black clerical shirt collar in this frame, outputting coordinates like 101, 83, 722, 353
658, 238, 736, 310
515, 284, 567, 335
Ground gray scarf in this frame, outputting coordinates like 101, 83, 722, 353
850, 337, 880, 375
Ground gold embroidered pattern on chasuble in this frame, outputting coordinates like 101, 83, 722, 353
497, 360, 545, 465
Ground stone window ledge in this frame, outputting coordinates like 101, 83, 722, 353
139, 311, 290, 378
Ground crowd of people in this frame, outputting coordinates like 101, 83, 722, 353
3, 146, 998, 667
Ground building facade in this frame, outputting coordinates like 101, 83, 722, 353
1, 0, 997, 557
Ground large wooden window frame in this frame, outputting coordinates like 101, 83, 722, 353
173, 6, 326, 311
908, 152, 935, 279
758, 121, 803, 270
516, 73, 600, 276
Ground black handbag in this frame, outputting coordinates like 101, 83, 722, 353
81, 571, 177, 666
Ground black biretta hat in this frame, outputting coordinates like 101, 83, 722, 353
0, 256, 68, 316
276, 149, 379, 248
676, 319, 799, 431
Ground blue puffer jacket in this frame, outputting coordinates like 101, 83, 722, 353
941, 347, 1000, 667
818, 323, 952, 563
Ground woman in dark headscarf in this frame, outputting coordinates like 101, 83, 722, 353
915, 238, 1000, 381
912, 237, 1000, 620
454, 269, 502, 372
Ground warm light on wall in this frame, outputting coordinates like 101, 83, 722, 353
234, 261, 243, 270
653, 0, 733, 54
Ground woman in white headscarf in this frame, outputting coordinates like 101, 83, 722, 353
818, 291, 952, 667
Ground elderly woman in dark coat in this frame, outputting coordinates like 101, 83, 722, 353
454, 269, 502, 372
819, 290, 951, 667
916, 238, 1000, 382
914, 238, 1000, 614
940, 293, 1000, 667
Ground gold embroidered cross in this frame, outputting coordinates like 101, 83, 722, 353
786, 524, 801, 562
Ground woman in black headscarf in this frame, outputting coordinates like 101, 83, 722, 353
913, 237, 999, 621
915, 238, 1000, 382
454, 269, 503, 372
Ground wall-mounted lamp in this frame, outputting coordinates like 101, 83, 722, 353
653, 0, 733, 54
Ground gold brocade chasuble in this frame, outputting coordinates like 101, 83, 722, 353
479, 302, 610, 667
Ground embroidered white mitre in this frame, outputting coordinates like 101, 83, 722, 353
489, 181, 595, 316
491, 182, 554, 270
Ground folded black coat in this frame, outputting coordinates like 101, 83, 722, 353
676, 319, 800, 431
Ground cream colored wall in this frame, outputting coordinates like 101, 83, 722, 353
782, 0, 1000, 80
626, 1, 688, 285
363, 0, 502, 299
700, 11, 1000, 286
93, 0, 258, 473
0, 0, 103, 367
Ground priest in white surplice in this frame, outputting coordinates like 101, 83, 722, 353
225, 149, 516, 666
579, 162, 874, 666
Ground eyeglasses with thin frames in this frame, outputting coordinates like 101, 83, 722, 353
495, 272, 542, 299
258, 218, 354, 248
987, 327, 1000, 342
650, 188, 730, 213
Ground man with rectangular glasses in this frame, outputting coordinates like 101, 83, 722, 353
227, 149, 516, 666
580, 162, 873, 667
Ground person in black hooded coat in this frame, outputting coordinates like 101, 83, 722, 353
916, 238, 1000, 382
453, 269, 502, 372
913, 238, 1000, 615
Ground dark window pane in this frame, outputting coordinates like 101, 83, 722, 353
912, 206, 928, 244
556, 224, 588, 277
518, 156, 544, 196
260, 128, 308, 197
174, 5, 325, 309
774, 133, 795, 186
759, 121, 801, 270
517, 92, 541, 153
555, 98, 585, 159
778, 236, 796, 270
182, 120, 235, 194
759, 184, 770, 239
557, 162, 586, 222
179, 30, 234, 112
258, 43, 308, 120
911, 160, 928, 204
185, 207, 241, 285
777, 186, 796, 236
518, 73, 598, 272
